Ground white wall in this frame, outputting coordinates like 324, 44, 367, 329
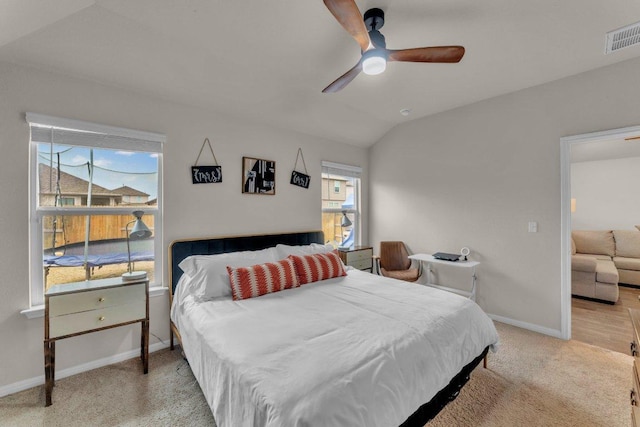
571, 157, 640, 230
370, 56, 640, 334
0, 61, 368, 392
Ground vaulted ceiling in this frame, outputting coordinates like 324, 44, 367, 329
2, 0, 640, 147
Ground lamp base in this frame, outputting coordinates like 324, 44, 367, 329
122, 271, 147, 281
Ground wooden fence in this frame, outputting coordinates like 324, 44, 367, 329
43, 214, 155, 250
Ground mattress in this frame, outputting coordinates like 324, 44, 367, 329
171, 268, 499, 427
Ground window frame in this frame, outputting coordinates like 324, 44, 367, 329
321, 161, 362, 248
27, 113, 165, 307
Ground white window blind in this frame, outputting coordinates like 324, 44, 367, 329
321, 161, 362, 178
26, 113, 165, 152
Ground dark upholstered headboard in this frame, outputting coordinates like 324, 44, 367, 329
168, 230, 324, 295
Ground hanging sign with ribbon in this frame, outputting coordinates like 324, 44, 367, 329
191, 138, 222, 184
290, 148, 310, 189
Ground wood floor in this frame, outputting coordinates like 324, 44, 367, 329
572, 285, 640, 354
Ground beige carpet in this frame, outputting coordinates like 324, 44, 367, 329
0, 322, 632, 427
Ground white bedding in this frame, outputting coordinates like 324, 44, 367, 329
172, 268, 499, 427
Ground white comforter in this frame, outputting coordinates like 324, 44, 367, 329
172, 268, 499, 427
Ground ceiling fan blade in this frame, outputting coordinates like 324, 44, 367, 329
323, 0, 371, 52
387, 46, 465, 63
322, 61, 362, 93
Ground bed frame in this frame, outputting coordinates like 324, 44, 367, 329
168, 230, 487, 427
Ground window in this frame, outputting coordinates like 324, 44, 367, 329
321, 161, 362, 249
28, 113, 164, 306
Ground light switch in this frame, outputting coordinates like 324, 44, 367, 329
528, 221, 538, 233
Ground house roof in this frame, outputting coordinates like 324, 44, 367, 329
2, 2, 640, 147
38, 163, 117, 197
112, 185, 149, 197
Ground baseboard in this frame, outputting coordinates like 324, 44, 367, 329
0, 341, 169, 398
487, 313, 564, 339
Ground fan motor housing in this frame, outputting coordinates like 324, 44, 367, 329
364, 8, 384, 31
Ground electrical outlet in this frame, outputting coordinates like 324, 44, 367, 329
528, 221, 538, 233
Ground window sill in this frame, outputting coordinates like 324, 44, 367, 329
20, 286, 168, 319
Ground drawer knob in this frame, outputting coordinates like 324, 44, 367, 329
98, 297, 105, 302
98, 316, 105, 321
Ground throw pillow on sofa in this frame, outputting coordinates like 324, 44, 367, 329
613, 230, 640, 259
572, 230, 615, 257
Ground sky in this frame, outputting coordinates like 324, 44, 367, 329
38, 143, 159, 199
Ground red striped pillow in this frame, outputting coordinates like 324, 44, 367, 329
227, 258, 299, 301
289, 251, 347, 285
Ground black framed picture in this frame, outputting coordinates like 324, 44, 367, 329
242, 157, 276, 195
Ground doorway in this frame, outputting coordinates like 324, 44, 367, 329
560, 125, 640, 346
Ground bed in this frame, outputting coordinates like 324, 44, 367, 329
169, 231, 499, 427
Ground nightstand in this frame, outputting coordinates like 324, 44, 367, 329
44, 277, 149, 406
339, 246, 373, 271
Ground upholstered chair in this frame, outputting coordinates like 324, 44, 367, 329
374, 241, 421, 282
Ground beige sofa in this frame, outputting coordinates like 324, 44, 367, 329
571, 229, 640, 303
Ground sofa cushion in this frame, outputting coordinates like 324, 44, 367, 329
614, 257, 640, 272
571, 237, 576, 255
571, 255, 596, 273
620, 269, 640, 287
595, 260, 619, 285
573, 253, 611, 261
572, 230, 615, 257
613, 230, 640, 258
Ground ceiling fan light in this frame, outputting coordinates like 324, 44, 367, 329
362, 51, 386, 75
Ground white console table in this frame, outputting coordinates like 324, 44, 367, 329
408, 254, 480, 301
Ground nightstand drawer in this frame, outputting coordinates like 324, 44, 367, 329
350, 258, 373, 270
49, 302, 146, 338
339, 247, 373, 271
49, 283, 146, 316
345, 249, 372, 262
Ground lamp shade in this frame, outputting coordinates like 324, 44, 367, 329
341, 211, 352, 227
129, 210, 152, 239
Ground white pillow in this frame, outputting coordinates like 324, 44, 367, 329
178, 247, 279, 299
275, 243, 334, 259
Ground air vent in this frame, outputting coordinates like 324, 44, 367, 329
605, 21, 640, 54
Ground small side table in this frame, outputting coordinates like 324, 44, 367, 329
408, 254, 480, 301
44, 277, 149, 406
339, 246, 373, 271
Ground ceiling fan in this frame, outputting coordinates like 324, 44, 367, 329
322, 0, 465, 93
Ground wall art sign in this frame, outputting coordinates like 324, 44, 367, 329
191, 138, 222, 184
290, 147, 310, 189
192, 165, 221, 184
242, 156, 276, 195
290, 170, 310, 188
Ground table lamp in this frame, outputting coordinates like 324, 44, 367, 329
122, 210, 152, 281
